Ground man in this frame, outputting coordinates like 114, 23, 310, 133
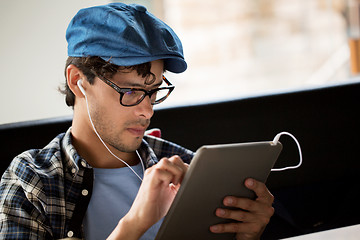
0, 3, 274, 240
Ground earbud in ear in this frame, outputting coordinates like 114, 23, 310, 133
77, 80, 86, 96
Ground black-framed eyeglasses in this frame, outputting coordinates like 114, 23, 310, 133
98, 75, 175, 107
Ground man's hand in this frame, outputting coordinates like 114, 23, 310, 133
210, 178, 275, 240
108, 155, 188, 240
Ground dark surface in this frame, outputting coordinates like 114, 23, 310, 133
1, 80, 360, 239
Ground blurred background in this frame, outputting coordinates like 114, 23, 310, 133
0, 0, 359, 124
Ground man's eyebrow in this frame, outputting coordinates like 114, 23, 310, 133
122, 80, 163, 88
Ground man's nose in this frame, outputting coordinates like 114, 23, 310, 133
134, 95, 154, 119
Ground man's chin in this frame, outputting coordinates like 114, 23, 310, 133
113, 138, 143, 153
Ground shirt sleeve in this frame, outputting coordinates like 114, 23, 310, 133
0, 154, 53, 240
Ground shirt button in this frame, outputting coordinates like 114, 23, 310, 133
82, 189, 89, 196
71, 168, 76, 174
81, 160, 87, 167
67, 231, 74, 237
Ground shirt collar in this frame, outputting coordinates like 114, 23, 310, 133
62, 127, 85, 177
138, 139, 159, 168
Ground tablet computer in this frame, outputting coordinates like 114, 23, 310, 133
155, 141, 282, 240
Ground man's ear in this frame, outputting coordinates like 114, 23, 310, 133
66, 64, 86, 97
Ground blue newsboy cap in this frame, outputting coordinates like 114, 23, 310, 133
66, 3, 187, 73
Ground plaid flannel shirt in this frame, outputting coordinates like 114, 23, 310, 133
0, 127, 194, 240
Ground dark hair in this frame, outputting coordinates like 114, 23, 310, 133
59, 56, 154, 107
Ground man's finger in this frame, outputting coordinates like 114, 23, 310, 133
153, 157, 187, 185
245, 178, 274, 205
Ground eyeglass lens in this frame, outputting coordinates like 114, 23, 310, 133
121, 88, 171, 106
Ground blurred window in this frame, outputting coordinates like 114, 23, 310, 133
120, 0, 354, 107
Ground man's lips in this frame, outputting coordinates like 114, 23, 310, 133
127, 127, 147, 136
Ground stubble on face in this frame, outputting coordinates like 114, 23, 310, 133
88, 98, 151, 154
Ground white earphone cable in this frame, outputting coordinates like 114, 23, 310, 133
81, 83, 145, 181
271, 131, 303, 171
